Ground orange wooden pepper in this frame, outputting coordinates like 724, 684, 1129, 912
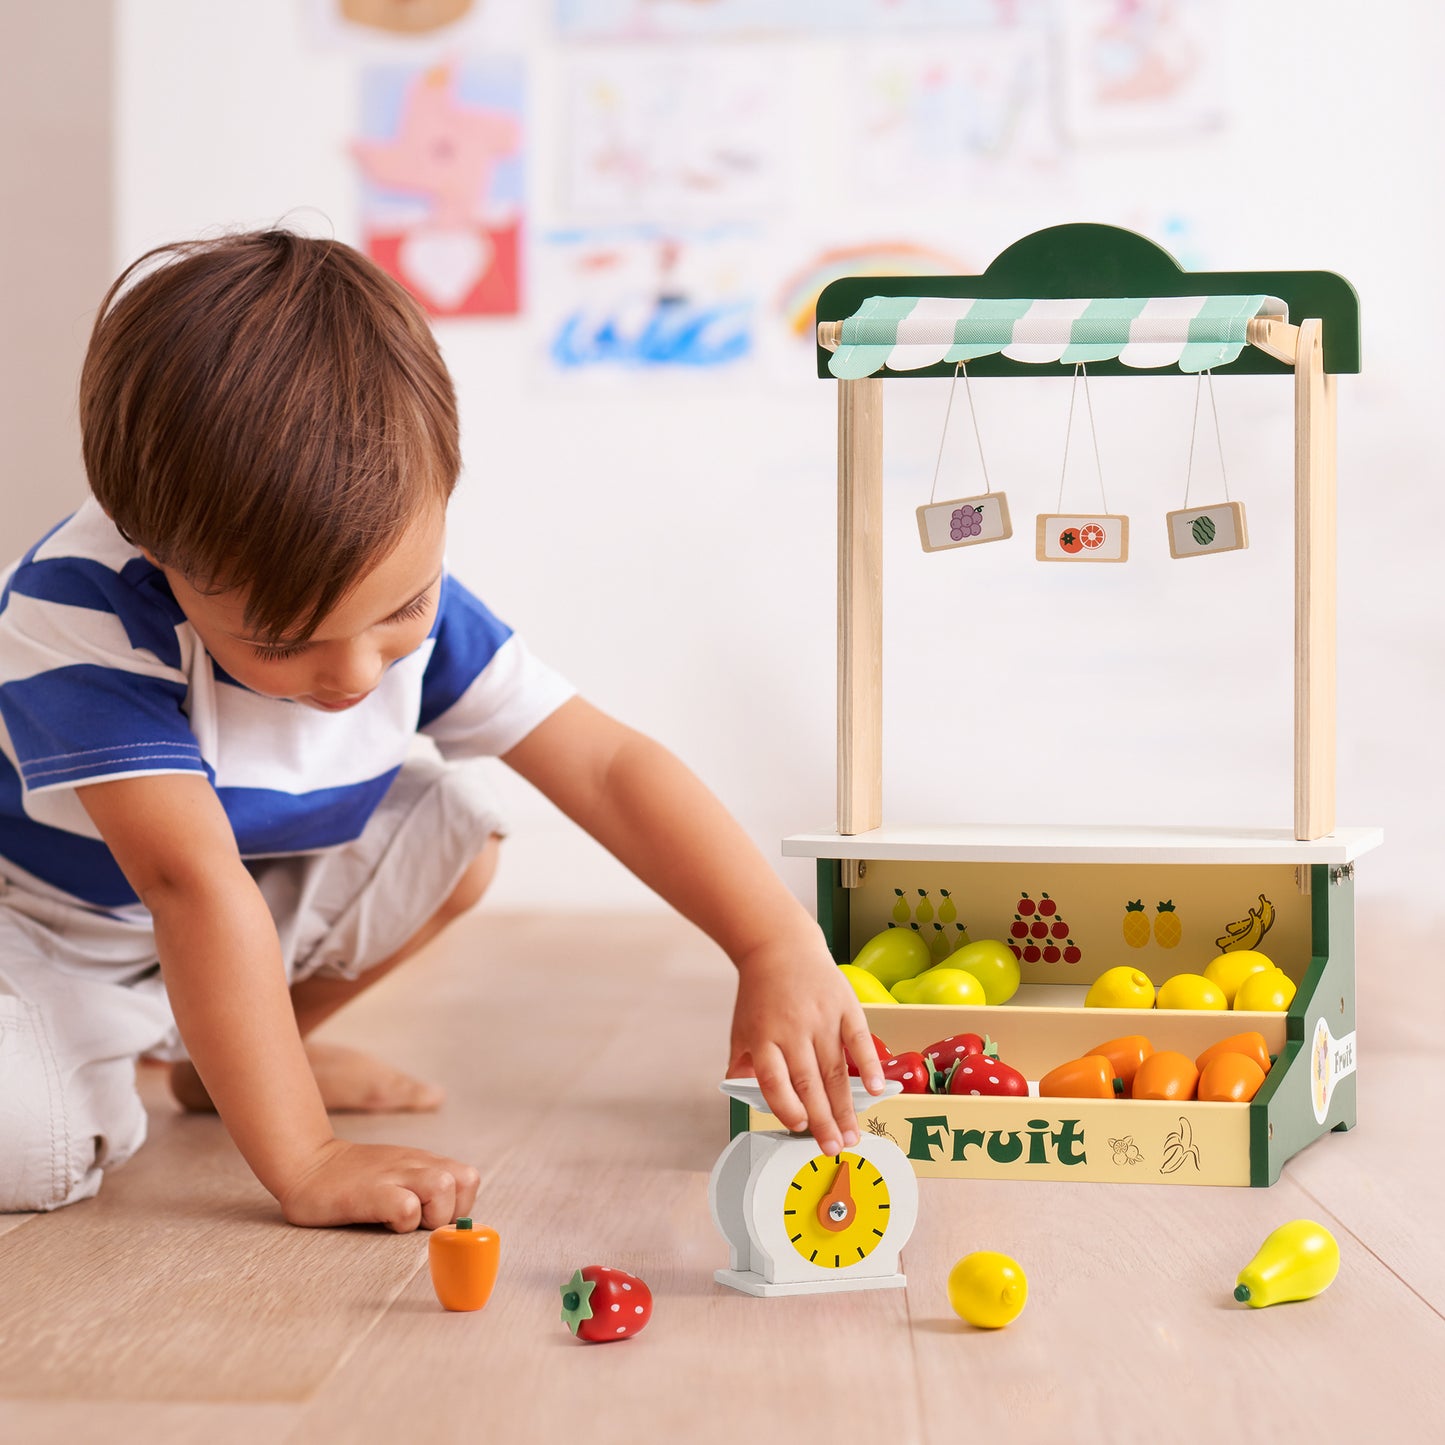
1198, 1053, 1267, 1103
1132, 1050, 1199, 1102
428, 1218, 501, 1312
1038, 1055, 1123, 1100
1084, 1035, 1154, 1097
1196, 1031, 1271, 1077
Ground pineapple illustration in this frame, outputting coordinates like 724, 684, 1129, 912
1123, 900, 1150, 949
1154, 901, 1182, 948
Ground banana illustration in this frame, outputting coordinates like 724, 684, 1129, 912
1159, 1116, 1201, 1175
1214, 893, 1276, 953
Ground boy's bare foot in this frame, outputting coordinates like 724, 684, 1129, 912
169, 1042, 445, 1114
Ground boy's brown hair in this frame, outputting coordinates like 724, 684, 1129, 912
80, 229, 459, 643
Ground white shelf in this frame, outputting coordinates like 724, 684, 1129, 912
782, 822, 1384, 866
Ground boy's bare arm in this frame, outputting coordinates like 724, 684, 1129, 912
76, 773, 478, 1229
502, 697, 884, 1154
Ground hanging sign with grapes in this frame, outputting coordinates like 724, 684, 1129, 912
915, 492, 1014, 553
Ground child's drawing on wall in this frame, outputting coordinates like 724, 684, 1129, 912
353, 58, 523, 316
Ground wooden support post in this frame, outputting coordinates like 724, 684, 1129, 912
1294, 319, 1336, 841
837, 378, 883, 848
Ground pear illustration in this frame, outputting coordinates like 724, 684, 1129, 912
914, 889, 934, 924
928, 923, 953, 961
937, 888, 958, 925
891, 888, 910, 924
1234, 1220, 1340, 1308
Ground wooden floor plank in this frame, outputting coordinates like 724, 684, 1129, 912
290, 922, 924, 1445
4, 908, 1443, 1441
902, 1173, 1445, 1443
0, 1401, 298, 1445
1286, 1053, 1445, 1315
0, 914, 677, 1405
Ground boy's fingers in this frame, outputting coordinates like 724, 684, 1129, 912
452, 1163, 482, 1221
412, 1170, 459, 1232
750, 1044, 808, 1134
815, 1040, 859, 1146
377, 1186, 424, 1234
844, 1018, 887, 1092
786, 1053, 844, 1154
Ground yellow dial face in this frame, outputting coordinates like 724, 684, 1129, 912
784, 1151, 892, 1269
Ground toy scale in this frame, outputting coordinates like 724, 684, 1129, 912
709, 1078, 918, 1296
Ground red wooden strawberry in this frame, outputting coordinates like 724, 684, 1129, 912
560, 1265, 653, 1343
845, 1033, 892, 1077
880, 1051, 930, 1093
922, 1032, 991, 1069
946, 1055, 1029, 1097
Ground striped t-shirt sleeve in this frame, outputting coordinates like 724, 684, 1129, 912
418, 574, 574, 758
0, 554, 206, 795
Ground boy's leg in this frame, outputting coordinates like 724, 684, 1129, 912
171, 755, 506, 1115
0, 905, 172, 1212
288, 835, 500, 1038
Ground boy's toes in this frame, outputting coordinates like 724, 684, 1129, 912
304, 1040, 445, 1114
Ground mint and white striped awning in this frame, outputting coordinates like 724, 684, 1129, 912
827, 294, 1288, 378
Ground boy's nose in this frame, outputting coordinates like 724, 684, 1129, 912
316, 646, 385, 698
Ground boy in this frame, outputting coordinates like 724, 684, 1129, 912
0, 229, 883, 1229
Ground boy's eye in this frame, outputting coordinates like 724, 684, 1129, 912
386, 594, 432, 625
247, 591, 432, 661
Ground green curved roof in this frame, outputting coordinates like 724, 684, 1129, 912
815, 223, 1360, 379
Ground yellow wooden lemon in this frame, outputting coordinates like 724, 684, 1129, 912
1156, 973, 1228, 1011
947, 1251, 1028, 1329
1234, 968, 1297, 1013
1203, 949, 1274, 1006
1084, 966, 1155, 1009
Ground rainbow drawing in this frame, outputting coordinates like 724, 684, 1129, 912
775, 241, 976, 339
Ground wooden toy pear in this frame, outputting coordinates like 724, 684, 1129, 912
1234, 1220, 1339, 1307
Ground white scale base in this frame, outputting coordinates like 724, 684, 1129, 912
714, 1268, 908, 1298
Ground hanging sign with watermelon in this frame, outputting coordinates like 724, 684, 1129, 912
1166, 500, 1249, 558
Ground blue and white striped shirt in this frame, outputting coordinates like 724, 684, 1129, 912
0, 501, 573, 914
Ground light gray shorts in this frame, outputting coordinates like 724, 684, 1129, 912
0, 752, 503, 1213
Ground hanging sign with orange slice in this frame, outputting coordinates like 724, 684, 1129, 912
1036, 513, 1129, 562
1036, 363, 1129, 564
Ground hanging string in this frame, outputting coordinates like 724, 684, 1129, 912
1182, 369, 1230, 507
929, 361, 993, 505
1055, 363, 1109, 513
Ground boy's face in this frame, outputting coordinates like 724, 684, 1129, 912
156, 508, 447, 710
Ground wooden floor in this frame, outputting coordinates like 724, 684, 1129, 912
1, 903, 1442, 1444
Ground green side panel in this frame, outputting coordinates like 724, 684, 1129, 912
816, 858, 852, 963
728, 1095, 750, 1141
1252, 864, 1356, 1185
817, 223, 1360, 379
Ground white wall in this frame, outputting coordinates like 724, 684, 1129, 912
101, 1, 1445, 918
0, 2, 112, 549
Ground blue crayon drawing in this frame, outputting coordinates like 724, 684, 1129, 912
550, 295, 753, 370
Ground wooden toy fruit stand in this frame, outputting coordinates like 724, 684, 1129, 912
732, 223, 1382, 1187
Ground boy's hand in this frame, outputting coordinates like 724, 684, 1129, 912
725, 938, 887, 1156
278, 1140, 481, 1232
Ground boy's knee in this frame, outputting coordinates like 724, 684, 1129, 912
437, 835, 501, 924
0, 1008, 147, 1213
